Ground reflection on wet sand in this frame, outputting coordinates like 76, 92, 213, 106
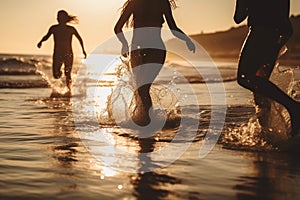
43, 97, 79, 166
234, 152, 300, 200
131, 138, 182, 200
40, 97, 83, 195
44, 96, 183, 199
37, 97, 300, 199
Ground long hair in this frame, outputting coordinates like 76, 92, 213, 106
121, 0, 177, 27
57, 10, 79, 24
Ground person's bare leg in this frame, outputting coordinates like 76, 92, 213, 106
238, 28, 300, 136
52, 54, 63, 79
64, 54, 73, 94
131, 49, 166, 126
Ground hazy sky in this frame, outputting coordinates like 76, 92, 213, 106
0, 0, 300, 55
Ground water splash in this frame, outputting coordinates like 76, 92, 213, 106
36, 61, 70, 97
290, 69, 300, 101
97, 56, 183, 129
222, 117, 272, 151
222, 46, 299, 151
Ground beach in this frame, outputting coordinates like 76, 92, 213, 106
1, 53, 300, 200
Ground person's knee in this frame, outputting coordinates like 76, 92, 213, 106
137, 84, 150, 94
237, 73, 255, 91
53, 70, 62, 79
53, 62, 62, 79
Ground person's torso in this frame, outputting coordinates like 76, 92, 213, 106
132, 0, 167, 28
51, 25, 75, 53
247, 0, 285, 28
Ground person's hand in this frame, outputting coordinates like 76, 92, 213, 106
83, 51, 87, 59
121, 43, 129, 57
186, 39, 195, 53
37, 42, 42, 48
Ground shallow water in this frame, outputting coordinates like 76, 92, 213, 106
1, 54, 300, 199
1, 87, 300, 200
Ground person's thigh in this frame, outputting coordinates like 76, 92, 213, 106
238, 28, 280, 78
64, 54, 74, 77
52, 54, 64, 79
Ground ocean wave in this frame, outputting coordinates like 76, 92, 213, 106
0, 80, 49, 88
176, 74, 237, 83
0, 57, 40, 75
165, 63, 238, 83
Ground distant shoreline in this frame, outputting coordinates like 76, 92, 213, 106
210, 54, 300, 67
188, 15, 300, 67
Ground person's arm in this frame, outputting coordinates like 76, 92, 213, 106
234, 0, 248, 24
114, 2, 134, 57
163, 0, 195, 53
74, 28, 87, 59
278, 0, 293, 45
37, 26, 53, 48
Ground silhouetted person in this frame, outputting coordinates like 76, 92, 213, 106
234, 0, 300, 136
37, 10, 86, 93
114, 0, 195, 125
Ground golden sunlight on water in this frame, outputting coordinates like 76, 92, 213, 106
2, 51, 300, 199
78, 54, 123, 121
